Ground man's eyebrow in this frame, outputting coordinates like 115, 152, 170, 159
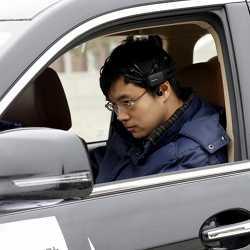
109, 94, 130, 102
117, 94, 130, 101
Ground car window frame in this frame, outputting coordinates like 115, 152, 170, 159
91, 160, 250, 198
0, 0, 247, 195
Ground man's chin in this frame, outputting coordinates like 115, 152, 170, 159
131, 131, 147, 139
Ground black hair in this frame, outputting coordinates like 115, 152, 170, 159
100, 35, 186, 100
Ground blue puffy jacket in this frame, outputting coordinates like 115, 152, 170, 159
93, 96, 229, 184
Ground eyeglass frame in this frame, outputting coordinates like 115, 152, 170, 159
105, 90, 147, 114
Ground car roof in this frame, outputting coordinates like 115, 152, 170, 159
0, 0, 62, 20
0, 0, 188, 21
0, 0, 241, 21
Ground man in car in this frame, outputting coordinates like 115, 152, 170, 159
91, 36, 229, 184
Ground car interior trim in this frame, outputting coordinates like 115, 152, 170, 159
0, 0, 243, 115
91, 160, 250, 197
210, 29, 235, 161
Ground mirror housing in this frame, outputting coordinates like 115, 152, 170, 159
0, 128, 93, 210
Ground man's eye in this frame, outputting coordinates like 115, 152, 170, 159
122, 100, 133, 107
122, 100, 132, 106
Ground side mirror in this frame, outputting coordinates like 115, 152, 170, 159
0, 128, 93, 211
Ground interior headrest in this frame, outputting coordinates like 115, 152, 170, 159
3, 68, 72, 130
177, 57, 224, 107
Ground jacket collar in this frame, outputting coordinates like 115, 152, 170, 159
129, 94, 199, 165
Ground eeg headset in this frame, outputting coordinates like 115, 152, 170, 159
124, 56, 176, 89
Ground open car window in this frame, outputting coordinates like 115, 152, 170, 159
48, 20, 234, 163
49, 37, 127, 142
46, 20, 235, 185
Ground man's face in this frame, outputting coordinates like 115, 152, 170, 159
108, 78, 168, 139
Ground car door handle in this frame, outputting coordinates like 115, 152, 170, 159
202, 219, 250, 241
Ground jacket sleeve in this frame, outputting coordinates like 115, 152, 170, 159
88, 145, 107, 179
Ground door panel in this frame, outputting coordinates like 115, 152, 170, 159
1, 162, 250, 249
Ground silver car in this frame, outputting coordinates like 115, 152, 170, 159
0, 0, 250, 249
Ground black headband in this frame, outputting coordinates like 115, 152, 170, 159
124, 61, 176, 87
146, 67, 176, 87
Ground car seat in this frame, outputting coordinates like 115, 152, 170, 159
2, 68, 71, 130
177, 57, 234, 161
177, 57, 225, 108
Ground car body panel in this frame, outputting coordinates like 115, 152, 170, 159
1, 162, 250, 249
0, 0, 62, 20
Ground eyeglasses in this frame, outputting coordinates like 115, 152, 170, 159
105, 91, 147, 114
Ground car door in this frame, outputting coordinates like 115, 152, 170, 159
1, 1, 250, 250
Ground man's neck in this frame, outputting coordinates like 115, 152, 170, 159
164, 96, 184, 123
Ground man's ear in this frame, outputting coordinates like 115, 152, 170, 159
159, 81, 170, 101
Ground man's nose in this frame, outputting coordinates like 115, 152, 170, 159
116, 109, 130, 122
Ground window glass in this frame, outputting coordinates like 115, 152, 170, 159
50, 36, 125, 142
193, 34, 217, 63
